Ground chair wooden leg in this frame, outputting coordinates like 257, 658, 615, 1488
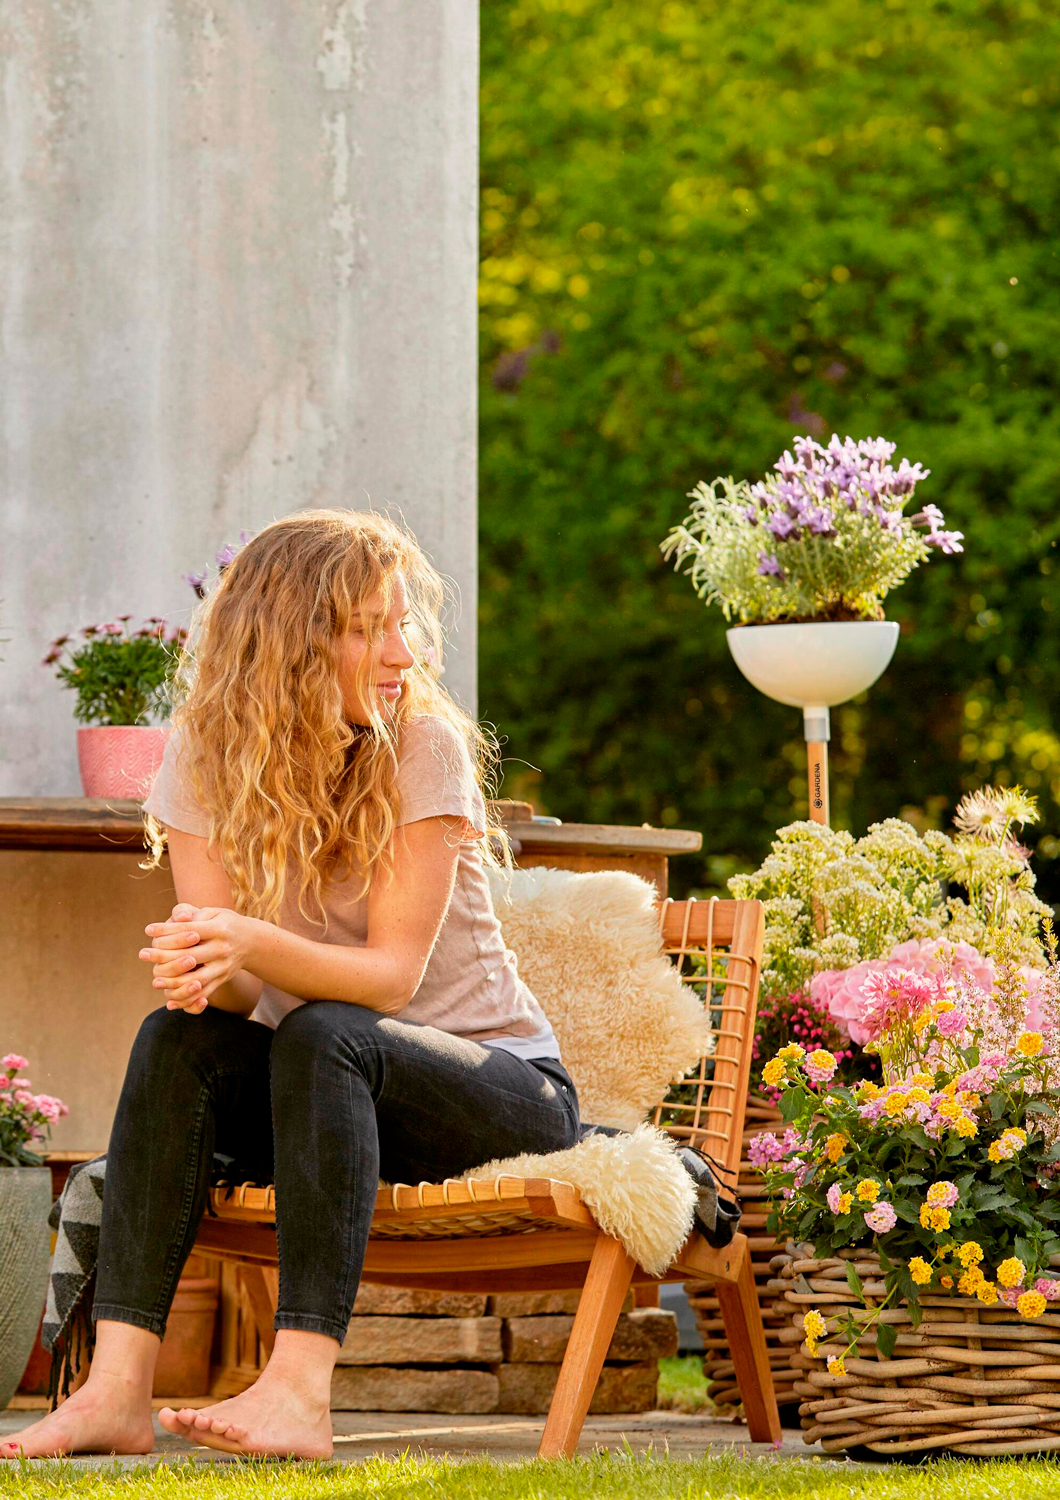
537, 1232, 636, 1459
714, 1238, 781, 1444
237, 1263, 278, 1359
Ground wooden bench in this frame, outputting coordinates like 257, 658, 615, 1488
195, 896, 780, 1456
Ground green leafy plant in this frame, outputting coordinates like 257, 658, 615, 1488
42, 617, 187, 727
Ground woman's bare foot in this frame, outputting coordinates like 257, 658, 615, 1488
158, 1372, 333, 1459
0, 1373, 155, 1459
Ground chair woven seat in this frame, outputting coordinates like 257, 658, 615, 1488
209, 1173, 592, 1240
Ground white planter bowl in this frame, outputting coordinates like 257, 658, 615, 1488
726, 620, 900, 710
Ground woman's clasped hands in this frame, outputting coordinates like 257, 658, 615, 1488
138, 903, 253, 1014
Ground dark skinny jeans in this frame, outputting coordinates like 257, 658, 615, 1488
93, 1001, 581, 1344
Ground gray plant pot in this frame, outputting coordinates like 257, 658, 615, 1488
0, 1167, 52, 1409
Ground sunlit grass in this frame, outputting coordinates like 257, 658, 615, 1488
6, 1452, 1060, 1499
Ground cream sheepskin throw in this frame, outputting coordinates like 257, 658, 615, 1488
452, 865, 715, 1274
484, 864, 712, 1130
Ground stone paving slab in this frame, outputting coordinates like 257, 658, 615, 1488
0, 1408, 823, 1469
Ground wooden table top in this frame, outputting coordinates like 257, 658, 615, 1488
0, 797, 702, 856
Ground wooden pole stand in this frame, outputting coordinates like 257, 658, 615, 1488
804, 707, 830, 826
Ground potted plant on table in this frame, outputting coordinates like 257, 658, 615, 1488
0, 1056, 67, 1409
659, 435, 964, 819
42, 617, 186, 798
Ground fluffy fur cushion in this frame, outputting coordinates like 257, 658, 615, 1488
458, 865, 714, 1273
456, 1124, 696, 1278
485, 864, 712, 1129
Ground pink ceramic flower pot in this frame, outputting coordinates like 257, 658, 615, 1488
76, 725, 171, 799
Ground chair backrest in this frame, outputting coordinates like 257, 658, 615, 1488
650, 896, 764, 1185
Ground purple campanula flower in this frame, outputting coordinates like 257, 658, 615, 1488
742, 505, 759, 525
758, 552, 785, 578
927, 528, 964, 554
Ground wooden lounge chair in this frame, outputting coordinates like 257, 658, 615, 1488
194, 895, 780, 1456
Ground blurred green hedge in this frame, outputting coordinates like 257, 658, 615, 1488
477, 0, 1060, 898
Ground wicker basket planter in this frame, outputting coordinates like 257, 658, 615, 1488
685, 1096, 804, 1413
774, 1242, 1060, 1457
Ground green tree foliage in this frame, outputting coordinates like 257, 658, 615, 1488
478, 0, 1060, 898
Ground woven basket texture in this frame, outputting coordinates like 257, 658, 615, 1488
774, 1241, 1060, 1456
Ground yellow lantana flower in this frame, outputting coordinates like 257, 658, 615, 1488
911, 1073, 934, 1087
762, 1059, 785, 1087
1019, 1291, 1047, 1319
977, 1281, 999, 1306
919, 1205, 951, 1232
856, 1180, 880, 1202
909, 1257, 933, 1286
1017, 1032, 1044, 1058
958, 1268, 985, 1296
778, 1043, 805, 1061
997, 1258, 1026, 1288
837, 1192, 853, 1215
827, 1355, 846, 1376
825, 1133, 846, 1163
957, 1241, 984, 1267
907, 1087, 931, 1104
803, 1310, 826, 1340
884, 1093, 909, 1117
954, 1116, 978, 1139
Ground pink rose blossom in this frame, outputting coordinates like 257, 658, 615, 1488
1, 1053, 29, 1071
864, 1201, 897, 1233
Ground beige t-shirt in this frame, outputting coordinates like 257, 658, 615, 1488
141, 715, 560, 1059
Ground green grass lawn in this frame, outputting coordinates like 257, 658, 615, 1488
656, 1356, 713, 1414
6, 1452, 1060, 1500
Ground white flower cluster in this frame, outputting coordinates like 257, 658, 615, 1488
730, 809, 1050, 1000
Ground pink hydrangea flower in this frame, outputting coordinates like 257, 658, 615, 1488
937, 1010, 969, 1038
1, 1053, 29, 1071
811, 940, 995, 1046
864, 1201, 897, 1233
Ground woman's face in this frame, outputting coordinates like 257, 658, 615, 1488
336, 577, 417, 725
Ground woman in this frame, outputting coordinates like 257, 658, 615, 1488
3, 510, 579, 1460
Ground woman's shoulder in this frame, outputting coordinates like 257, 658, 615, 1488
400, 713, 472, 764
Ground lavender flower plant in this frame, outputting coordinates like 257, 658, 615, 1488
660, 434, 963, 625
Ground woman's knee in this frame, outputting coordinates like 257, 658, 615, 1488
271, 1001, 382, 1075
129, 1002, 242, 1077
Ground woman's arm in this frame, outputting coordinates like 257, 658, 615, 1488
143, 815, 466, 1016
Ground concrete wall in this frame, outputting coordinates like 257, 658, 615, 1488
0, 0, 480, 800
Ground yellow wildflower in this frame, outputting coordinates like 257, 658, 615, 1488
988, 1142, 1003, 1164
958, 1268, 985, 1296
977, 1281, 999, 1306
803, 1310, 826, 1340
959, 1091, 981, 1108
912, 1013, 932, 1034
919, 1205, 951, 1232
778, 1043, 805, 1061
955, 1116, 978, 1139
940, 1274, 954, 1289
907, 1087, 931, 1104
957, 1241, 984, 1267
909, 1257, 933, 1286
911, 1072, 934, 1087
762, 1058, 785, 1087
885, 1092, 909, 1117
1019, 1291, 1048, 1319
825, 1133, 846, 1163
857, 1081, 882, 1100
827, 1355, 846, 1376
936, 1099, 961, 1121
942, 1080, 958, 1097
837, 1192, 853, 1215
997, 1258, 1026, 1289
936, 1000, 955, 1014
1017, 1032, 1044, 1058
856, 1180, 880, 1203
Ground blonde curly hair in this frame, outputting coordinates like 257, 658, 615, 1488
141, 509, 513, 933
